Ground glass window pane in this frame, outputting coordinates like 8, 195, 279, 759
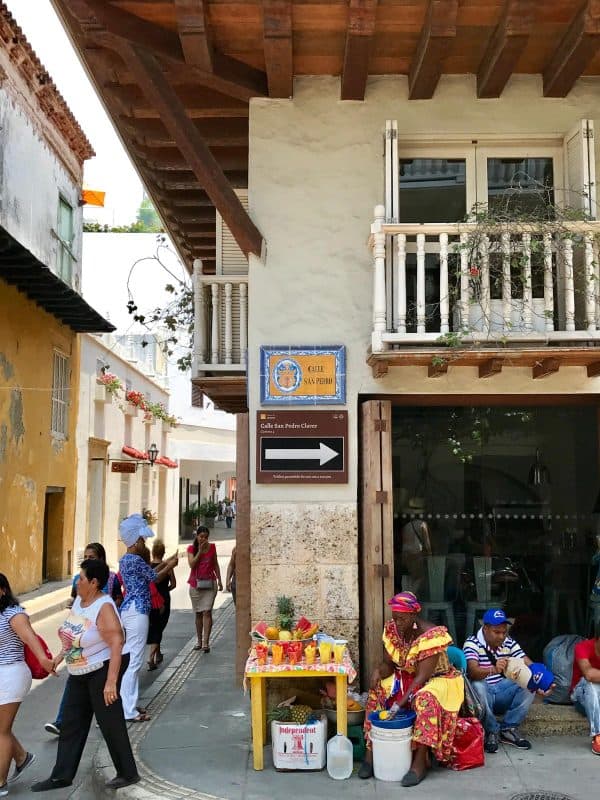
487, 157, 554, 216
399, 158, 466, 223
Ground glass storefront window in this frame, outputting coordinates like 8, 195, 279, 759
392, 405, 599, 659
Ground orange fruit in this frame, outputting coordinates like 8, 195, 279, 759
265, 626, 280, 640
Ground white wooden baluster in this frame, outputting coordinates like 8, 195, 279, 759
371, 205, 387, 352
480, 235, 491, 335
522, 233, 532, 331
460, 233, 469, 329
594, 239, 600, 329
239, 282, 248, 366
563, 237, 575, 331
585, 233, 596, 331
224, 282, 233, 364
416, 232, 426, 334
192, 259, 206, 371
543, 233, 554, 331
396, 234, 407, 333
210, 282, 219, 364
501, 232, 511, 333
439, 233, 449, 334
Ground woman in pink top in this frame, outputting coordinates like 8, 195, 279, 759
187, 526, 222, 652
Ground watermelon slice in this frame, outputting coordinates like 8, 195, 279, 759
295, 616, 312, 632
252, 621, 268, 637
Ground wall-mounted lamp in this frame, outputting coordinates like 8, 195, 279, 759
148, 443, 159, 467
528, 449, 551, 487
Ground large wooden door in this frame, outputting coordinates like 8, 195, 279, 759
360, 400, 394, 684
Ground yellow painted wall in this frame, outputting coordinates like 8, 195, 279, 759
0, 281, 80, 594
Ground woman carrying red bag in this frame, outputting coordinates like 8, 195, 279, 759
0, 573, 56, 796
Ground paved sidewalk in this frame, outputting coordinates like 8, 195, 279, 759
92, 602, 598, 800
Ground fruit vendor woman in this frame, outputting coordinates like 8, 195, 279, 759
359, 592, 464, 786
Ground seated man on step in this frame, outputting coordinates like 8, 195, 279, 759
570, 628, 600, 756
463, 608, 535, 753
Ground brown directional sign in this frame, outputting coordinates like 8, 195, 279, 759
111, 461, 137, 474
256, 410, 348, 484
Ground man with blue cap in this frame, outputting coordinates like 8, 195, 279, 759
463, 608, 535, 753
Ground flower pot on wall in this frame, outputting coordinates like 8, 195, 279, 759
94, 384, 112, 403
143, 414, 154, 425
162, 421, 172, 434
124, 405, 139, 418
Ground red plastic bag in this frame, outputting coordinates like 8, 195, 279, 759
24, 634, 52, 680
150, 582, 164, 611
449, 717, 485, 771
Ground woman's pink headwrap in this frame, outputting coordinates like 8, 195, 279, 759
388, 591, 421, 614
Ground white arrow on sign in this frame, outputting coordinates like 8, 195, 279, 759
265, 442, 339, 466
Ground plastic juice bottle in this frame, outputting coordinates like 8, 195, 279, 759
318, 642, 332, 664
271, 643, 284, 665
326, 734, 353, 780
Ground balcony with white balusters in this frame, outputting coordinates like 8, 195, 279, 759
368, 205, 600, 379
191, 260, 248, 412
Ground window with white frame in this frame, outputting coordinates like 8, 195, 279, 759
51, 351, 70, 437
57, 197, 75, 285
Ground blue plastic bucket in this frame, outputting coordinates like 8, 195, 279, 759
369, 710, 416, 730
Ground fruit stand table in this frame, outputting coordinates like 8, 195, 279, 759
244, 653, 358, 771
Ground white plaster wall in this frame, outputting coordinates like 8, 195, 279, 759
249, 75, 600, 502
74, 335, 178, 568
0, 88, 83, 289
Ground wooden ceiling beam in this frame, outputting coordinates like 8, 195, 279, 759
341, 0, 378, 101
263, 1, 293, 98
166, 210, 216, 224
478, 358, 503, 379
408, 0, 459, 100
120, 117, 248, 148
159, 173, 247, 191
118, 43, 260, 255
156, 191, 213, 207
107, 86, 249, 120
78, 0, 267, 102
587, 361, 600, 377
543, 0, 600, 97
141, 148, 248, 173
532, 358, 560, 379
477, 0, 535, 98
174, 0, 213, 72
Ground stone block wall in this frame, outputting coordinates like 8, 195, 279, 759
250, 502, 360, 666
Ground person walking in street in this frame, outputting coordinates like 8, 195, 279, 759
188, 526, 222, 653
570, 627, 600, 754
44, 542, 122, 737
31, 559, 139, 793
224, 502, 234, 529
118, 514, 178, 722
463, 608, 535, 753
226, 546, 236, 606
0, 574, 55, 796
147, 540, 176, 671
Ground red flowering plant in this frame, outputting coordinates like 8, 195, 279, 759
125, 390, 147, 411
96, 372, 122, 395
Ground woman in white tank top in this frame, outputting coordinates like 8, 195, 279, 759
31, 560, 140, 793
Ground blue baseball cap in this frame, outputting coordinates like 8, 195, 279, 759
482, 608, 509, 626
527, 663, 554, 693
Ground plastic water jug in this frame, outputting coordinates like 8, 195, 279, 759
326, 733, 353, 780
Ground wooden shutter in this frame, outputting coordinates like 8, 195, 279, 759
215, 190, 247, 364
216, 190, 249, 275
360, 400, 394, 685
563, 120, 596, 219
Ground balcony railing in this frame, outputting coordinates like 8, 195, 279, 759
192, 263, 248, 374
370, 205, 600, 353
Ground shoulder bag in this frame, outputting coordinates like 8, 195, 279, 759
24, 633, 52, 680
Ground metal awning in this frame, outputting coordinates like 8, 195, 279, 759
0, 226, 114, 334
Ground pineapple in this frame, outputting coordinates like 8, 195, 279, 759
267, 706, 292, 724
275, 595, 295, 632
289, 705, 314, 724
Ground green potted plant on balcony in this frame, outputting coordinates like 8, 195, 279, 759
182, 503, 199, 539
197, 499, 219, 529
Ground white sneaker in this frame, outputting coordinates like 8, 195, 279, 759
0, 782, 8, 796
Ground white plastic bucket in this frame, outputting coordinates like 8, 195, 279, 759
371, 723, 413, 782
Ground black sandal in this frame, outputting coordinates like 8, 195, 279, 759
203, 646, 210, 653
358, 760, 373, 779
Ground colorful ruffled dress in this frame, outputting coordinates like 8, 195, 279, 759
364, 622, 464, 763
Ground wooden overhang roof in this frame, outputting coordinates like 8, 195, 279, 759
52, 1, 600, 273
